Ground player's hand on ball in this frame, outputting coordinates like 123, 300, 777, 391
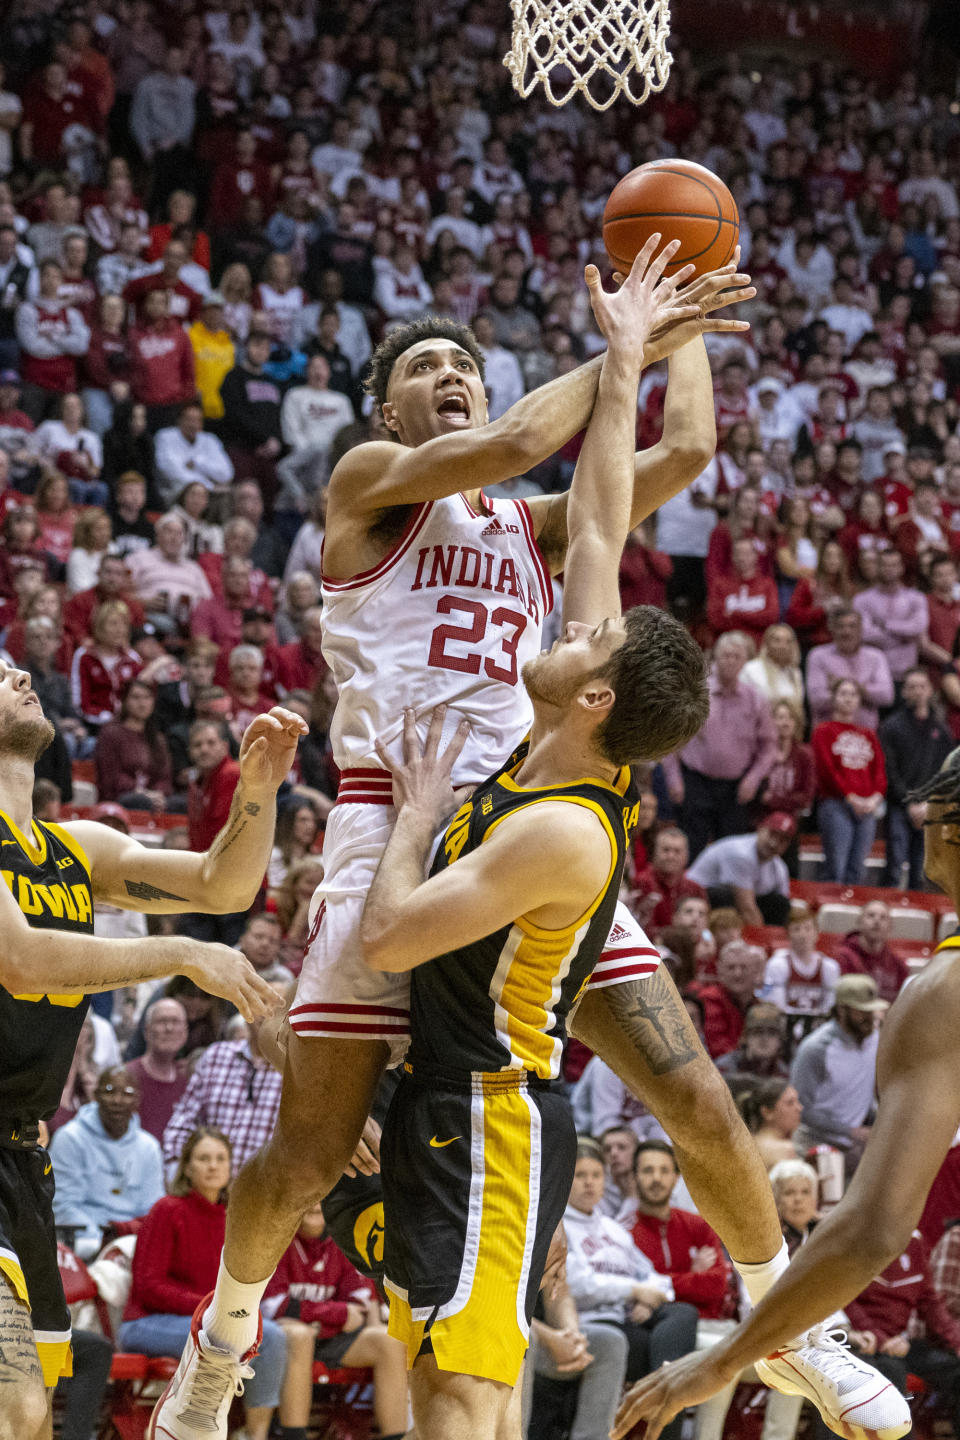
376, 705, 471, 829
183, 944, 283, 1023
586, 233, 698, 368
640, 247, 756, 364
239, 707, 309, 793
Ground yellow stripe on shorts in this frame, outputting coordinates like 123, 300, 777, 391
429, 1074, 539, 1387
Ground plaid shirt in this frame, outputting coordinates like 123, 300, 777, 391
162, 1040, 282, 1173
931, 1224, 960, 1324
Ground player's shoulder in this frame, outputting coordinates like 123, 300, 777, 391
329, 439, 401, 492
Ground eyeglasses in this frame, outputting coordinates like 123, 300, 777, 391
100, 1085, 138, 1097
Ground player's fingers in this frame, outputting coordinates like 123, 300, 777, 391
643, 236, 680, 288
703, 281, 756, 312
628, 231, 662, 285
702, 319, 751, 334
402, 706, 418, 764
584, 263, 603, 290
612, 270, 625, 288
425, 704, 447, 759
660, 261, 696, 295
611, 1386, 654, 1440
442, 716, 471, 774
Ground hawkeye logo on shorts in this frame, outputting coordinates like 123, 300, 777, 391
353, 1202, 385, 1271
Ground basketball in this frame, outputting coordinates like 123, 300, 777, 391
602, 158, 740, 279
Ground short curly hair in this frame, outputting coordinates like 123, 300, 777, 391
593, 606, 709, 766
364, 316, 485, 410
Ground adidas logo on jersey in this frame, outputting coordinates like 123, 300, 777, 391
481, 517, 520, 537
608, 924, 631, 943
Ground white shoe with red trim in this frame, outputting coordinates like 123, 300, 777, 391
147, 1292, 260, 1439
756, 1325, 911, 1440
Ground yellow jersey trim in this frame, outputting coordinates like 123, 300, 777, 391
936, 935, 960, 953
43, 822, 92, 878
497, 762, 630, 799
0, 809, 47, 866
482, 794, 619, 938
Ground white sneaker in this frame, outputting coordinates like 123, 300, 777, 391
147, 1292, 260, 1440
755, 1325, 911, 1440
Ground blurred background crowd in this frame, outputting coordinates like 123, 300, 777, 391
5, 0, 960, 1436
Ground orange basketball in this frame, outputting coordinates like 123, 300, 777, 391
602, 158, 740, 279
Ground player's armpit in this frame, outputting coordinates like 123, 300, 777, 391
63, 821, 232, 914
361, 802, 613, 973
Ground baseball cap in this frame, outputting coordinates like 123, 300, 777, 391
756, 377, 784, 396
761, 811, 797, 838
883, 439, 906, 456
0, 369, 20, 386
834, 974, 887, 1012
242, 605, 271, 623
90, 801, 130, 832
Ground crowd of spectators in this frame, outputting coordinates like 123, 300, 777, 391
4, 0, 960, 1434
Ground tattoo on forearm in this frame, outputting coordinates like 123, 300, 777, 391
0, 1288, 44, 1387
244, 802, 260, 816
604, 969, 700, 1075
125, 879, 189, 903
209, 819, 247, 861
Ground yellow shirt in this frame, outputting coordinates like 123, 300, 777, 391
189, 321, 235, 419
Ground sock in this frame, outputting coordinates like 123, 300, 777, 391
733, 1238, 790, 1307
200, 1256, 269, 1355
279, 1429, 308, 1440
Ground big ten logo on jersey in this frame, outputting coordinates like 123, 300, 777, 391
2, 871, 93, 926
411, 543, 541, 688
443, 798, 474, 865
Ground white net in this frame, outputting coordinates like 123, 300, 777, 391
503, 0, 672, 110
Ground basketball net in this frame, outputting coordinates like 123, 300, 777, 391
503, 0, 672, 111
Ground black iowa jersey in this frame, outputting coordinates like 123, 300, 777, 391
408, 748, 633, 1079
0, 811, 94, 1126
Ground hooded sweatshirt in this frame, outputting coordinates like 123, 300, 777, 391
48, 1102, 164, 1259
564, 1203, 673, 1327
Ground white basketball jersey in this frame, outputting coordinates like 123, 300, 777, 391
321, 492, 553, 786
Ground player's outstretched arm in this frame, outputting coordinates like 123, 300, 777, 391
359, 708, 612, 972
608, 945, 960, 1440
0, 875, 279, 1021
64, 707, 307, 915
561, 236, 696, 628
529, 258, 754, 574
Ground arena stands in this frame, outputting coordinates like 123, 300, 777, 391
2, 0, 959, 1433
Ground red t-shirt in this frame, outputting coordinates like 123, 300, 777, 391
188, 755, 240, 852
812, 721, 886, 800
632, 866, 706, 934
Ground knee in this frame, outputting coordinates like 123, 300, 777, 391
0, 1380, 47, 1440
583, 1320, 629, 1366
257, 1318, 288, 1368
279, 1319, 315, 1354
259, 1131, 345, 1207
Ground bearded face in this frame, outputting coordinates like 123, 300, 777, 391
0, 709, 55, 762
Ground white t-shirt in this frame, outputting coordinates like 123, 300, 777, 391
688, 833, 790, 897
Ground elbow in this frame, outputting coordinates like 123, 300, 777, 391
669, 436, 716, 476
358, 916, 405, 973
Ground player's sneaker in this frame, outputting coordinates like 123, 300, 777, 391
147, 1292, 260, 1440
756, 1325, 911, 1440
